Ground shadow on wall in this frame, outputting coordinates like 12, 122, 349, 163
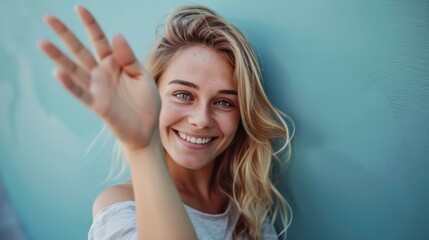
234, 19, 298, 237
0, 175, 26, 240
235, 11, 429, 239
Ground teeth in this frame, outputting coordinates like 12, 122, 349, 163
178, 132, 212, 145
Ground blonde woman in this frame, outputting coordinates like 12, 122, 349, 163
38, 5, 292, 240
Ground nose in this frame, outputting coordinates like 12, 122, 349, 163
188, 103, 213, 129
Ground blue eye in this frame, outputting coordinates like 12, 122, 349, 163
216, 99, 233, 107
174, 92, 192, 101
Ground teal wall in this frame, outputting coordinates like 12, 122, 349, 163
1, 0, 428, 239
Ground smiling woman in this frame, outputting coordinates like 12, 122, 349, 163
158, 46, 240, 171
38, 4, 292, 240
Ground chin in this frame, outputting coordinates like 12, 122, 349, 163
177, 159, 210, 170
168, 154, 214, 171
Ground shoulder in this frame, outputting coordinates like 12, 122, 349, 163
261, 216, 280, 240
92, 181, 134, 218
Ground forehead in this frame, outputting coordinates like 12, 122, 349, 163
158, 46, 236, 90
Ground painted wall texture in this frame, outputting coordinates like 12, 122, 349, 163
0, 0, 428, 239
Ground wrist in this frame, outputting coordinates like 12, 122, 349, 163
122, 131, 164, 166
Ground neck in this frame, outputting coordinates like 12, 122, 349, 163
166, 155, 217, 198
166, 155, 227, 214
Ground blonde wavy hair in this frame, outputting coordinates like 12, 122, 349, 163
144, 5, 293, 240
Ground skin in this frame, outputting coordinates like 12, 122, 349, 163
158, 46, 240, 214
38, 5, 239, 239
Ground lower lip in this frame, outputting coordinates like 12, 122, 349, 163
174, 130, 215, 150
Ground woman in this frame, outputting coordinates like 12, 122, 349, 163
38, 5, 292, 240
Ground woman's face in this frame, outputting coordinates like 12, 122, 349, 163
157, 46, 240, 170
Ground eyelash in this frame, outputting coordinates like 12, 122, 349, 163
174, 92, 192, 101
215, 99, 234, 107
173, 92, 234, 108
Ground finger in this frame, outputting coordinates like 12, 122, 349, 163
112, 34, 143, 77
43, 15, 97, 71
75, 5, 112, 60
38, 40, 91, 89
52, 68, 93, 105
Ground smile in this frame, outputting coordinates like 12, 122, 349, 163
177, 131, 213, 145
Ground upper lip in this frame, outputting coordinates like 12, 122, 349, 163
173, 129, 217, 139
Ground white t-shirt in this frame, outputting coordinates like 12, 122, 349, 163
88, 201, 279, 240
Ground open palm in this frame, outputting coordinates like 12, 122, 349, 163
38, 6, 161, 150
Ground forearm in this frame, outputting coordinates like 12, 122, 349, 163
124, 135, 197, 240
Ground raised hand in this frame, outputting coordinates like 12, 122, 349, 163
38, 6, 161, 151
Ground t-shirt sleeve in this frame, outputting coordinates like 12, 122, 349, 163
88, 201, 137, 240
261, 217, 287, 240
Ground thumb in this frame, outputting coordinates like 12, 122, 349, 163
112, 34, 142, 77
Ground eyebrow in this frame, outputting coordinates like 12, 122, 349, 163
168, 79, 237, 95
169, 79, 198, 89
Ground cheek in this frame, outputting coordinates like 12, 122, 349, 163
159, 101, 181, 147
159, 101, 173, 129
220, 112, 241, 137
159, 100, 187, 128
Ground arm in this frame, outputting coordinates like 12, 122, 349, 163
124, 139, 196, 240
38, 5, 196, 240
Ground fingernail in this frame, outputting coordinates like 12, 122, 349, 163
51, 68, 57, 77
74, 5, 83, 12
